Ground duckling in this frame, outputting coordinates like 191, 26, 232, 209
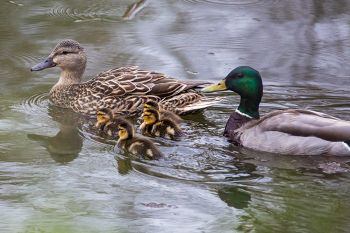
143, 100, 183, 124
95, 108, 120, 138
116, 119, 163, 160
141, 108, 183, 140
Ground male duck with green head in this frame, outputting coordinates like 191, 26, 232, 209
202, 66, 350, 156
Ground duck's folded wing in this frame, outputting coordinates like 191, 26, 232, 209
89, 66, 210, 97
255, 109, 350, 141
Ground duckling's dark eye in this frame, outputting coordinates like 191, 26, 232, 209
237, 73, 244, 78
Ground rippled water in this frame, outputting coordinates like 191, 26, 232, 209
1, 0, 350, 232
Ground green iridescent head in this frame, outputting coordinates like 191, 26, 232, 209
202, 66, 263, 118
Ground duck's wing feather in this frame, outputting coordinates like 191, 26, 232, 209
240, 109, 350, 142
160, 91, 223, 115
239, 129, 350, 156
88, 66, 209, 97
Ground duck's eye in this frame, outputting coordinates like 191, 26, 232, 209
237, 73, 244, 78
62, 51, 69, 55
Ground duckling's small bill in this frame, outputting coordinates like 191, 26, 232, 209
201, 80, 227, 92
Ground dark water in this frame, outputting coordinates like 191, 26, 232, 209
1, 0, 350, 232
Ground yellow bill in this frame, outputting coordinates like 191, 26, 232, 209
201, 80, 227, 93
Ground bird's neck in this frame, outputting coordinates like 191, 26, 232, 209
55, 68, 85, 86
49, 68, 85, 107
237, 97, 260, 119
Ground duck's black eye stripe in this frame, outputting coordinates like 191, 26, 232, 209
237, 73, 244, 78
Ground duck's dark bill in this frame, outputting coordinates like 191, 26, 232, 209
30, 57, 56, 71
201, 80, 227, 92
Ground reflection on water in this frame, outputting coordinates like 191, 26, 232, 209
217, 187, 251, 209
122, 0, 148, 20
26, 103, 84, 163
27, 125, 82, 163
116, 156, 133, 175
1, 0, 350, 232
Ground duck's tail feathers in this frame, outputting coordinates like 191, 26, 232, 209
182, 80, 213, 91
175, 97, 224, 115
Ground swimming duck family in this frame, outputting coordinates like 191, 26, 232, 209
202, 66, 350, 156
30, 39, 219, 116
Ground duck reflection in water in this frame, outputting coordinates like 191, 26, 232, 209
27, 106, 84, 163
217, 186, 251, 209
116, 156, 133, 175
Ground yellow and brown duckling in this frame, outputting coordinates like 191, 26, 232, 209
95, 108, 119, 137
116, 118, 163, 160
143, 100, 183, 124
141, 108, 183, 140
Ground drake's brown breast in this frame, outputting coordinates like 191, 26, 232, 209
224, 111, 252, 140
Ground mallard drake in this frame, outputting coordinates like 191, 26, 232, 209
143, 100, 183, 124
30, 39, 219, 116
202, 66, 350, 156
140, 108, 182, 139
116, 118, 163, 159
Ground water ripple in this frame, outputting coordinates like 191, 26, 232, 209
13, 93, 49, 116
183, 0, 280, 6
48, 4, 120, 22
81, 119, 260, 183
14, 54, 43, 68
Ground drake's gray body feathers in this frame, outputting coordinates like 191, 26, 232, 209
233, 109, 350, 156
202, 66, 350, 156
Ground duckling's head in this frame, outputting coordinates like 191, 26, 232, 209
202, 66, 263, 99
96, 108, 113, 126
31, 39, 87, 78
117, 120, 134, 140
143, 109, 160, 125
144, 100, 160, 112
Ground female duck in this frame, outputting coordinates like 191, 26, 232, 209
202, 66, 350, 156
140, 108, 183, 140
31, 39, 218, 116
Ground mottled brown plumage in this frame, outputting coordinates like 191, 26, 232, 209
31, 39, 220, 117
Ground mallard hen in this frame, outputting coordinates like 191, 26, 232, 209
30, 39, 219, 116
202, 66, 350, 156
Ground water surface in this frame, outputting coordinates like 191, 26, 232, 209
1, 0, 350, 232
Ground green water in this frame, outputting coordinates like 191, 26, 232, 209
1, 0, 350, 232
